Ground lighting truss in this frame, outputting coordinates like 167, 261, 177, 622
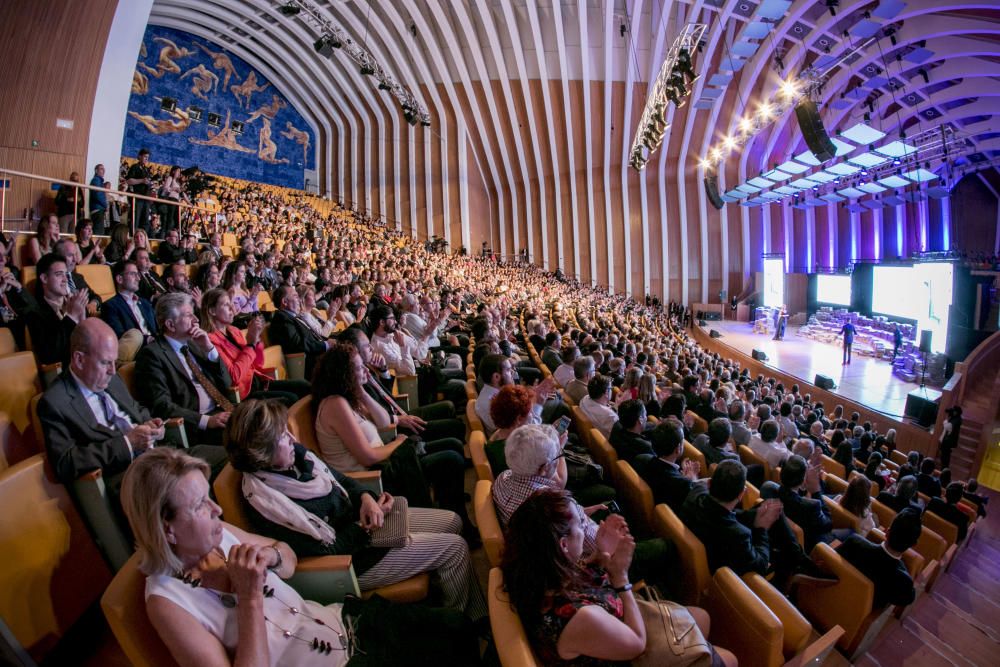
628, 23, 707, 171
277, 0, 431, 126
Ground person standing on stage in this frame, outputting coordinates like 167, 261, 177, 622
892, 324, 903, 360
839, 320, 857, 365
938, 406, 962, 469
772, 306, 787, 341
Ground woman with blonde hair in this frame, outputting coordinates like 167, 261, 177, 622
836, 474, 879, 536
120, 447, 481, 667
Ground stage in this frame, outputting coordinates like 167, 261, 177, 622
696, 320, 934, 419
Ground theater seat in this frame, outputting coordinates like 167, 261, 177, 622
819, 455, 846, 480
466, 400, 485, 435
101, 554, 180, 667
822, 473, 848, 496
464, 378, 478, 402
117, 361, 137, 395
588, 428, 618, 484
261, 345, 287, 380
615, 459, 654, 536
687, 410, 709, 436
76, 264, 116, 302
212, 463, 427, 603
823, 496, 865, 534
469, 430, 492, 481
705, 568, 843, 667
474, 480, 504, 568
0, 327, 17, 356
682, 440, 707, 474
652, 503, 710, 605
795, 543, 891, 658
738, 444, 774, 483
0, 351, 44, 467
488, 568, 542, 667
0, 455, 112, 661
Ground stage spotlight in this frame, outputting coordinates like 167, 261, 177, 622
739, 117, 754, 134
780, 79, 798, 99
826, 0, 838, 17
665, 86, 682, 107
723, 135, 736, 150
918, 68, 929, 84
314, 37, 333, 57
758, 103, 773, 121
378, 80, 392, 91
676, 48, 697, 82
360, 64, 376, 76
669, 70, 687, 96
711, 148, 722, 162
893, 158, 901, 166
279, 2, 301, 16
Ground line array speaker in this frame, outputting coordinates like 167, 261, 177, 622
703, 175, 724, 210
710, 329, 722, 338
814, 374, 835, 390
752, 349, 768, 361
794, 98, 836, 162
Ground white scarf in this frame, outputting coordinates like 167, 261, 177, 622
242, 450, 348, 546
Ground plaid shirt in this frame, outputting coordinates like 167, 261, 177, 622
492, 470, 598, 556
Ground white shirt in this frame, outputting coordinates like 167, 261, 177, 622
580, 396, 619, 438
164, 336, 220, 430
553, 363, 575, 388
123, 292, 151, 335
71, 370, 136, 457
749, 435, 792, 469
476, 383, 542, 434
371, 332, 417, 376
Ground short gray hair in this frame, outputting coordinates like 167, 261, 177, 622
573, 355, 595, 380
155, 291, 192, 330
504, 424, 561, 475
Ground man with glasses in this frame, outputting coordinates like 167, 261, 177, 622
474, 353, 556, 435
25, 252, 90, 367
102, 260, 158, 362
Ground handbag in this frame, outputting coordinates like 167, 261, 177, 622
368, 496, 411, 548
631, 588, 713, 667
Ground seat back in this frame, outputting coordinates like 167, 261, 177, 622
469, 430, 493, 482
737, 445, 772, 483
795, 543, 874, 653
262, 345, 287, 380
922, 509, 959, 546
212, 464, 252, 529
823, 496, 864, 533
588, 428, 618, 483
652, 503, 710, 605
0, 455, 112, 661
0, 327, 17, 356
474, 480, 504, 568
889, 450, 908, 466
464, 378, 478, 402
742, 481, 760, 511
287, 395, 320, 454
117, 361, 137, 396
741, 572, 815, 659
487, 569, 542, 667
682, 440, 707, 473
101, 553, 180, 667
705, 567, 785, 667
570, 406, 595, 451
76, 264, 116, 302
686, 410, 709, 436
822, 473, 848, 496
870, 498, 897, 528
820, 455, 847, 480
466, 400, 485, 435
0, 352, 43, 466
615, 460, 654, 536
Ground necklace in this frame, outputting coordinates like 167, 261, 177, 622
177, 553, 348, 657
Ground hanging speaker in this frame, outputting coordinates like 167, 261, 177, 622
919, 330, 932, 354
794, 98, 836, 162
704, 175, 724, 210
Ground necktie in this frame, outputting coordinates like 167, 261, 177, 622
181, 346, 235, 412
68, 274, 77, 292
97, 391, 133, 433
367, 377, 403, 416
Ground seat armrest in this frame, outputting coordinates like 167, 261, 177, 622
784, 627, 845, 667
164, 417, 188, 449
40, 362, 62, 388
74, 469, 133, 572
394, 393, 411, 412
345, 470, 383, 494
285, 353, 306, 381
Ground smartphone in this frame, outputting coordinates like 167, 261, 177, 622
554, 415, 571, 434
604, 500, 622, 515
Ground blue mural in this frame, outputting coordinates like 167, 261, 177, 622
123, 26, 314, 189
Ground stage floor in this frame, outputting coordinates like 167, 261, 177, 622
698, 321, 927, 418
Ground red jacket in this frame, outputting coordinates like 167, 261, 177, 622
209, 326, 268, 400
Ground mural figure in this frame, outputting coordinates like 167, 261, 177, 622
246, 94, 287, 123
140, 41, 147, 58
257, 118, 289, 164
128, 106, 192, 135
195, 42, 240, 90
231, 71, 269, 108
179, 63, 220, 101
132, 68, 149, 95
280, 121, 311, 164
189, 110, 254, 153
149, 36, 196, 77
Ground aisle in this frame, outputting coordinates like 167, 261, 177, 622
854, 488, 1000, 667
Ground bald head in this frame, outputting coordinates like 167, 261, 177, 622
70, 319, 119, 392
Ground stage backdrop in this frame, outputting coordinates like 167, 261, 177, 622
122, 25, 314, 189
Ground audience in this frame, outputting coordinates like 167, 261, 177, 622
927, 482, 971, 542
835, 508, 922, 609
608, 398, 654, 468
101, 259, 157, 361
579, 373, 619, 438
269, 283, 334, 379
641, 417, 702, 511
25, 253, 88, 367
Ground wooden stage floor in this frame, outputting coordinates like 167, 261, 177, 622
697, 321, 929, 419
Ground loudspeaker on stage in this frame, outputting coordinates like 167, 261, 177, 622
752, 349, 768, 361
814, 374, 835, 390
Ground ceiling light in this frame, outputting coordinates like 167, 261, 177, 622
279, 2, 301, 16
780, 79, 799, 99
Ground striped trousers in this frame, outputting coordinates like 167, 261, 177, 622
357, 507, 487, 620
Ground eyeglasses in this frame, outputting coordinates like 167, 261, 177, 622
545, 451, 567, 466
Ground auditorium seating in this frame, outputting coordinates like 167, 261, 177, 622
615, 459, 655, 536
652, 502, 710, 605
0, 351, 44, 467
101, 554, 180, 667
473, 480, 504, 568
469, 429, 492, 482
487, 568, 542, 667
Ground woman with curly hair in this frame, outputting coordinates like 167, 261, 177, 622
312, 343, 475, 541
486, 384, 537, 474
193, 260, 221, 292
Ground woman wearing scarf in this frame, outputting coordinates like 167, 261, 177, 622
223, 398, 486, 621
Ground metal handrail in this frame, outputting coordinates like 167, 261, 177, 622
0, 166, 216, 236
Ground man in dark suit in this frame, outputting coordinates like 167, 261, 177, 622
269, 284, 334, 379
928, 482, 970, 542
835, 508, 922, 609
25, 252, 89, 367
776, 454, 834, 550
608, 399, 654, 469
134, 292, 233, 447
642, 417, 702, 511
877, 475, 926, 514
156, 228, 185, 265
101, 260, 157, 360
134, 248, 167, 302
540, 332, 562, 372
917, 458, 942, 498
54, 238, 102, 315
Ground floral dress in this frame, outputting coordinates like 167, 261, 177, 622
530, 566, 629, 667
